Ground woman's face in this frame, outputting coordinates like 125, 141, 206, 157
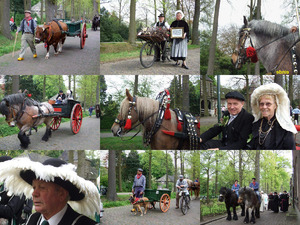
176, 12, 182, 20
259, 96, 277, 120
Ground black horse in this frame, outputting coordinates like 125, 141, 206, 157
238, 187, 260, 224
92, 15, 100, 31
219, 187, 245, 221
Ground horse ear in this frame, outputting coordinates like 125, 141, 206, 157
243, 16, 248, 27
126, 89, 133, 101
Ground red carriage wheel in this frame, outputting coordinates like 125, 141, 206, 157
70, 103, 83, 134
159, 194, 171, 213
50, 117, 61, 130
80, 23, 87, 49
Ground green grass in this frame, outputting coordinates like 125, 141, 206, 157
201, 199, 241, 217
0, 32, 22, 57
100, 136, 151, 150
100, 42, 200, 62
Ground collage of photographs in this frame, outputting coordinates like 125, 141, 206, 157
200, 0, 300, 225
0, 0, 201, 225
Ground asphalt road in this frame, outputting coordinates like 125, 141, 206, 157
0, 116, 100, 150
100, 198, 200, 225
0, 29, 100, 75
100, 48, 200, 75
202, 209, 299, 225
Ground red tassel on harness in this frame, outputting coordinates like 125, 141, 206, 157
124, 118, 132, 130
165, 103, 171, 120
162, 130, 175, 136
177, 121, 182, 131
197, 122, 200, 129
246, 46, 258, 63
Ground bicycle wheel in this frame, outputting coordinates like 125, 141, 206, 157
180, 195, 188, 215
140, 42, 156, 68
163, 41, 171, 62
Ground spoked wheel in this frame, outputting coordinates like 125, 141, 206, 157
50, 117, 61, 130
180, 195, 188, 215
162, 41, 171, 62
140, 42, 156, 68
80, 23, 88, 49
159, 194, 170, 213
70, 103, 83, 134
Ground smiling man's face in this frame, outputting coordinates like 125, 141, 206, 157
32, 179, 68, 220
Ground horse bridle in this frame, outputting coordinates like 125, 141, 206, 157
235, 28, 253, 67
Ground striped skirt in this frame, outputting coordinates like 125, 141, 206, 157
171, 38, 188, 61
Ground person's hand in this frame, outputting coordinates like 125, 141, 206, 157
16, 31, 18, 35
132, 189, 134, 193
233, 190, 235, 192
207, 148, 219, 150
140, 191, 143, 195
291, 26, 297, 33
182, 33, 186, 39
200, 138, 202, 143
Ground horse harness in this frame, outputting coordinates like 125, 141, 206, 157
238, 27, 300, 75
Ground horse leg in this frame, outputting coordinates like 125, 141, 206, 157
233, 206, 238, 220
54, 43, 58, 55
250, 208, 256, 224
58, 40, 63, 52
256, 206, 260, 218
45, 45, 50, 59
18, 126, 31, 148
226, 205, 232, 221
241, 203, 245, 216
244, 208, 249, 223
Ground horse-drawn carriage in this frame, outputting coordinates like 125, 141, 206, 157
143, 189, 171, 213
49, 99, 83, 134
137, 27, 172, 68
61, 19, 88, 49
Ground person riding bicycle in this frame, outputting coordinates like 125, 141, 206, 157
175, 175, 190, 209
249, 178, 261, 203
153, 13, 170, 62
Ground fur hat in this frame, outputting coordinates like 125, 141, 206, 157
175, 10, 184, 18
0, 157, 100, 217
251, 83, 297, 134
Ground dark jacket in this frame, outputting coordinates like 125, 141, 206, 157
170, 20, 189, 39
25, 204, 96, 225
0, 189, 26, 225
200, 108, 254, 150
56, 93, 66, 100
251, 117, 295, 150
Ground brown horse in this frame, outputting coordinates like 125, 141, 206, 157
111, 89, 200, 150
186, 179, 200, 199
35, 20, 68, 59
0, 93, 54, 148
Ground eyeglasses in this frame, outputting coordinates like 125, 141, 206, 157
259, 102, 273, 107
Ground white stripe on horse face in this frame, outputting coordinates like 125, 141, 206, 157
219, 194, 223, 197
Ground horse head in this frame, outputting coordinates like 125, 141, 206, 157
35, 26, 49, 43
231, 16, 251, 69
111, 89, 139, 137
0, 99, 18, 127
219, 187, 229, 202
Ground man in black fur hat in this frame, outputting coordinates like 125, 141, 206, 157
200, 91, 254, 150
0, 158, 100, 225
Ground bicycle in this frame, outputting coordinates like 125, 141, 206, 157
179, 187, 190, 215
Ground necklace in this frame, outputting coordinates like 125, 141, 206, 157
258, 118, 276, 146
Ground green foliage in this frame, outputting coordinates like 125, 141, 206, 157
0, 33, 22, 57
76, 75, 100, 108
100, 7, 129, 42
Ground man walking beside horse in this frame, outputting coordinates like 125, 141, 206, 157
131, 168, 146, 212
16, 10, 37, 61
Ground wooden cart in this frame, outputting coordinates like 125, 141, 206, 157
61, 19, 88, 49
144, 189, 171, 213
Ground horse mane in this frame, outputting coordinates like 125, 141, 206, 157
241, 20, 297, 43
2, 93, 34, 107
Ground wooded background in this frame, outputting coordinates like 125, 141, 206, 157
100, 0, 200, 44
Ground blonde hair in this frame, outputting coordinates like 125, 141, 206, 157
258, 94, 277, 106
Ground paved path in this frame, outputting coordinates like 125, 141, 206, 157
0, 117, 100, 150
100, 48, 200, 75
201, 209, 299, 225
0, 29, 100, 75
100, 198, 200, 225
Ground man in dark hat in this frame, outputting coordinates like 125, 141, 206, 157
56, 90, 66, 104
279, 191, 289, 212
16, 10, 37, 61
0, 158, 99, 225
154, 13, 170, 62
200, 91, 254, 150
273, 192, 279, 213
175, 175, 189, 209
0, 156, 27, 225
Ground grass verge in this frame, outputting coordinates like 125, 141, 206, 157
100, 136, 151, 150
0, 32, 22, 57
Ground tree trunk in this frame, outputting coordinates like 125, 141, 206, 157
117, 150, 122, 192
12, 76, 20, 93
215, 151, 218, 196
166, 150, 169, 189
93, 0, 99, 15
154, 0, 157, 23
45, 0, 57, 22
245, 75, 249, 111
96, 75, 100, 104
24, 0, 31, 10
206, 0, 221, 75
274, 75, 283, 87
107, 150, 117, 201
180, 150, 184, 175
148, 150, 152, 189
202, 75, 209, 116
77, 150, 86, 178
176, 0, 181, 10
41, 0, 44, 24
71, 0, 75, 19
174, 150, 177, 192
182, 75, 189, 112
254, 150, 260, 184
43, 76, 46, 101
191, 0, 200, 45
206, 168, 210, 201
68, 150, 74, 164
68, 75, 72, 90
128, 0, 136, 44
73, 75, 76, 99
260, 75, 263, 85
134, 75, 138, 95
0, 0, 12, 39
254, 0, 261, 75
239, 150, 243, 186
288, 75, 293, 103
